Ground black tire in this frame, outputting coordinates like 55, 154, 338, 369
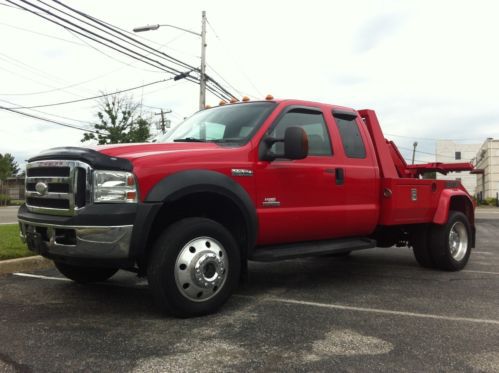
147, 218, 241, 318
429, 211, 472, 271
411, 225, 436, 268
54, 262, 118, 283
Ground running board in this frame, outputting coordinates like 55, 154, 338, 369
249, 237, 376, 262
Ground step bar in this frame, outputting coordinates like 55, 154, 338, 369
249, 237, 376, 262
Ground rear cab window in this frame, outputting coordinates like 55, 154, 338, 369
333, 111, 366, 159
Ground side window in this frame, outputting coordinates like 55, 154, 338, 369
334, 116, 366, 158
268, 109, 332, 156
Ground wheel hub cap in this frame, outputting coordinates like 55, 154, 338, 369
193, 252, 225, 288
174, 237, 228, 302
448, 221, 468, 261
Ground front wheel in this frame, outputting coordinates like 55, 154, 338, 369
54, 262, 118, 283
147, 218, 241, 317
429, 211, 472, 271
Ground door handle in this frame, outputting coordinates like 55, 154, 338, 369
335, 168, 344, 185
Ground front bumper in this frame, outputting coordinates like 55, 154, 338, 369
19, 219, 133, 259
17, 203, 138, 261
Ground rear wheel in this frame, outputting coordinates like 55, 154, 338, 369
54, 262, 118, 283
429, 211, 472, 271
147, 218, 241, 317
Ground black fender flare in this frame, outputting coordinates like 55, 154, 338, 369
142, 169, 258, 254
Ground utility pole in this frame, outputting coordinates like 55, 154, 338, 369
154, 109, 172, 134
133, 11, 208, 110
199, 10, 207, 110
411, 141, 418, 164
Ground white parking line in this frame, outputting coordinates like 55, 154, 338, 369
12, 273, 71, 281
11, 272, 148, 288
473, 251, 495, 255
0, 222, 17, 225
463, 270, 499, 275
11, 273, 499, 325
259, 296, 499, 325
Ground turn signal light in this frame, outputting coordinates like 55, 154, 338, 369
242, 96, 250, 102
230, 98, 238, 103
219, 100, 226, 106
265, 94, 274, 100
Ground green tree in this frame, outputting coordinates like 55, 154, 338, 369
0, 156, 11, 206
0, 157, 9, 180
0, 153, 19, 176
81, 93, 151, 144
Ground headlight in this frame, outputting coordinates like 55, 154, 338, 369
93, 170, 138, 203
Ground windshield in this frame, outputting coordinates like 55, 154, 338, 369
159, 102, 276, 145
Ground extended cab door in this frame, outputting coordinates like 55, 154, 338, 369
255, 105, 351, 245
327, 109, 380, 237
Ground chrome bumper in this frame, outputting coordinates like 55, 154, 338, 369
19, 219, 132, 259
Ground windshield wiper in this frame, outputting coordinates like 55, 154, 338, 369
173, 137, 206, 142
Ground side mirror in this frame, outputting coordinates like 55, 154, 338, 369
284, 127, 308, 160
259, 126, 309, 161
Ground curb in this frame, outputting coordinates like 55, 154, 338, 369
0, 255, 54, 276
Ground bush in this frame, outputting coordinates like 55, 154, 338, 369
0, 194, 11, 206
484, 197, 498, 206
9, 199, 24, 206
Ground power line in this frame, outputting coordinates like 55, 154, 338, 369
0, 52, 130, 96
8, 0, 230, 101
6, 0, 238, 102
64, 28, 163, 74
0, 98, 98, 126
205, 73, 237, 100
206, 63, 243, 97
0, 64, 82, 99
0, 2, 19, 8
5, 78, 173, 109
398, 145, 475, 161
0, 105, 98, 133
0, 21, 85, 45
385, 132, 485, 142
206, 17, 263, 98
7, 0, 182, 76
50, 0, 195, 71
0, 51, 69, 85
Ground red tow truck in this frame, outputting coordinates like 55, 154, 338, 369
18, 98, 475, 317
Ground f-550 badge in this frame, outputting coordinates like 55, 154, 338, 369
231, 169, 253, 177
262, 197, 280, 207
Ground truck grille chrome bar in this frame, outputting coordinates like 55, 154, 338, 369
25, 160, 92, 216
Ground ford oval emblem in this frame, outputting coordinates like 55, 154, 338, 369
35, 182, 48, 196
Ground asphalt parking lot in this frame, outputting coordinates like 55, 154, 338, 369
1, 214, 498, 372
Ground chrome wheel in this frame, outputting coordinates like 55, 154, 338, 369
448, 221, 468, 261
174, 236, 229, 302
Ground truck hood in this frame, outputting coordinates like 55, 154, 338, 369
93, 142, 224, 160
28, 142, 235, 172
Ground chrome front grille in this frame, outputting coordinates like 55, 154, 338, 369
25, 160, 92, 216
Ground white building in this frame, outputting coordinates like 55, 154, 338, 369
435, 140, 481, 195
475, 138, 499, 200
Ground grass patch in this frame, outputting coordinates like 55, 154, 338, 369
0, 224, 35, 260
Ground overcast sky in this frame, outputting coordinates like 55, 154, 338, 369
1, 0, 499, 170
